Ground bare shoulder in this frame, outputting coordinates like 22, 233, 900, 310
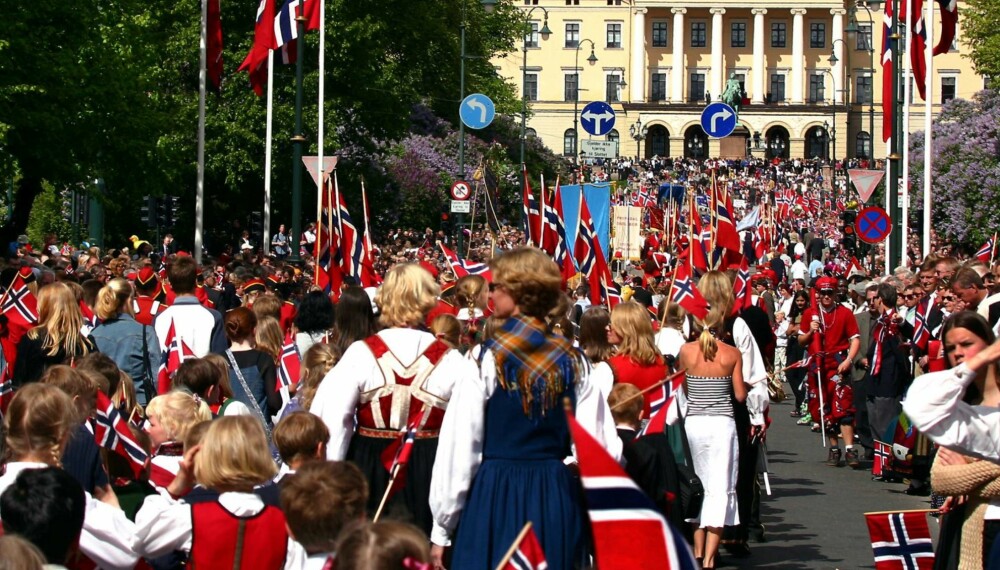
716, 342, 740, 362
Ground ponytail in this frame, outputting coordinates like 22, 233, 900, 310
698, 327, 718, 361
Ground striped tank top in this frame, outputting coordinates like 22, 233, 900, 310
686, 374, 734, 418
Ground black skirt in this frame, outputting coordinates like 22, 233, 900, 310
346, 433, 439, 535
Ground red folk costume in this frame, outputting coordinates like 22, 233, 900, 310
189, 501, 288, 569
133, 296, 166, 327
607, 353, 668, 417
799, 293, 860, 430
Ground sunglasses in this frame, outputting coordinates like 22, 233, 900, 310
903, 294, 919, 300
940, 295, 956, 302
819, 290, 835, 296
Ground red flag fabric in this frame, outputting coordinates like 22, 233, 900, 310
713, 180, 742, 253
94, 391, 149, 478
237, 0, 277, 96
669, 262, 709, 320
503, 524, 548, 570
933, 0, 957, 56
566, 410, 698, 570
864, 511, 934, 569
638, 372, 686, 437
157, 320, 196, 394
207, 0, 223, 91
439, 243, 494, 281
523, 168, 542, 248
548, 180, 578, 285
359, 182, 382, 288
909, 0, 928, 100
975, 234, 996, 263
300, 0, 322, 31
872, 440, 892, 478
575, 196, 615, 307
379, 408, 429, 500
276, 334, 301, 390
734, 257, 752, 311
881, 0, 895, 142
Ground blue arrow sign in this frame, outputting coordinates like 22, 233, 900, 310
580, 101, 616, 136
460, 93, 495, 129
700, 102, 738, 138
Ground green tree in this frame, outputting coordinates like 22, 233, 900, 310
962, 0, 1000, 80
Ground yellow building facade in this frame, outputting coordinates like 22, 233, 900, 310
496, 0, 984, 161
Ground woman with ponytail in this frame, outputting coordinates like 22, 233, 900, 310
91, 278, 161, 406
677, 292, 746, 570
454, 274, 488, 351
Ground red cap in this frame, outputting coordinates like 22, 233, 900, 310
815, 276, 838, 291
243, 278, 266, 294
419, 260, 439, 279
137, 267, 158, 286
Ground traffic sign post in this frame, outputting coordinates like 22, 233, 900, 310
460, 93, 495, 129
580, 101, 616, 136
450, 180, 472, 201
700, 102, 737, 139
855, 206, 893, 244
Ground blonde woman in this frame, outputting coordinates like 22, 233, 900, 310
255, 316, 284, 363
311, 263, 479, 534
594, 301, 668, 417
677, 292, 747, 570
134, 416, 295, 568
0, 384, 139, 570
454, 274, 488, 349
144, 391, 212, 489
91, 278, 161, 405
280, 343, 339, 418
13, 282, 96, 387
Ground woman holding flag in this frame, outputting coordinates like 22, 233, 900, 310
429, 247, 621, 570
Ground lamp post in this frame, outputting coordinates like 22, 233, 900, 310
820, 68, 837, 167
852, 1, 877, 160
687, 136, 705, 159
829, 39, 849, 165
770, 137, 786, 159
519, 7, 550, 230
573, 38, 598, 181
629, 119, 648, 160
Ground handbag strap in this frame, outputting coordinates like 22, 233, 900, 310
225, 349, 272, 438
140, 325, 156, 404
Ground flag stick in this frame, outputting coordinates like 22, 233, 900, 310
538, 173, 547, 251
992, 232, 998, 265
863, 508, 936, 516
494, 522, 533, 570
815, 354, 827, 447
372, 464, 401, 523
610, 370, 685, 411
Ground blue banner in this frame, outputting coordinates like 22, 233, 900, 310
559, 184, 611, 263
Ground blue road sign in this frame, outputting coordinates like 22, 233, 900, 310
580, 101, 616, 136
460, 93, 495, 129
700, 102, 738, 138
855, 206, 892, 244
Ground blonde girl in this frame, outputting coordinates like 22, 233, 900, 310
13, 282, 96, 386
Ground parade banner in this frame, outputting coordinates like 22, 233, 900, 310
560, 184, 612, 262
611, 206, 643, 261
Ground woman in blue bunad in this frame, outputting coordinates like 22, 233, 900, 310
429, 247, 621, 570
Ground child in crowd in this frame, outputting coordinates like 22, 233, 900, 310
334, 521, 432, 570
174, 357, 250, 417
144, 391, 212, 489
0, 467, 86, 568
273, 412, 330, 482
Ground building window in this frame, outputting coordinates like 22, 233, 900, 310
857, 23, 873, 51
856, 131, 872, 159
771, 22, 786, 48
731, 22, 747, 48
565, 0, 579, 5
564, 129, 577, 156
690, 72, 706, 102
525, 22, 539, 48
607, 23, 622, 48
565, 23, 580, 48
810, 22, 826, 48
769, 74, 786, 102
607, 129, 620, 149
941, 76, 957, 102
524, 0, 538, 5
564, 73, 578, 102
606, 74, 622, 102
651, 72, 667, 101
524, 73, 538, 101
856, 74, 872, 103
691, 22, 706, 48
652, 22, 668, 47
809, 74, 825, 102
607, 0, 623, 5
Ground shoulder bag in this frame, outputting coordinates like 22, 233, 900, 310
225, 349, 273, 439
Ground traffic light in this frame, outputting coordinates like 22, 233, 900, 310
250, 211, 263, 237
841, 209, 858, 254
160, 195, 179, 228
141, 196, 159, 228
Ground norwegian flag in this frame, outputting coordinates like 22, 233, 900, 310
865, 511, 935, 569
684, 199, 710, 273
909, 0, 929, 101
523, 167, 543, 248
157, 320, 196, 394
600, 278, 622, 310
359, 180, 382, 288
542, 179, 577, 284
273, 0, 322, 64
315, 176, 344, 295
575, 196, 615, 307
634, 186, 656, 209
639, 371, 687, 437
503, 523, 548, 570
322, 175, 366, 284
976, 233, 996, 263
1, 273, 38, 328
912, 300, 931, 352
873, 440, 893, 478
276, 334, 301, 390
380, 407, 429, 501
439, 243, 493, 281
753, 225, 771, 261
94, 391, 149, 478
882, 0, 896, 142
734, 257, 753, 310
79, 300, 99, 330
784, 354, 814, 370
713, 180, 742, 253
775, 190, 790, 218
566, 410, 698, 570
934, 0, 958, 56
237, 0, 277, 96
847, 257, 866, 280
669, 262, 709, 320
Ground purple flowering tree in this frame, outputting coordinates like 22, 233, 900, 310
909, 90, 1000, 245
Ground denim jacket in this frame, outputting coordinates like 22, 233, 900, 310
91, 313, 161, 404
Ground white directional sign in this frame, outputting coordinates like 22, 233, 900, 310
580, 101, 616, 136
700, 102, 737, 138
582, 140, 618, 159
450, 200, 471, 213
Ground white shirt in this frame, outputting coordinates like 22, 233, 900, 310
731, 317, 770, 426
0, 462, 139, 570
428, 350, 621, 547
903, 363, 1000, 463
310, 328, 479, 460
654, 327, 687, 359
791, 260, 808, 281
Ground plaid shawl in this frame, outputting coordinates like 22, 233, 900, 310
485, 315, 580, 418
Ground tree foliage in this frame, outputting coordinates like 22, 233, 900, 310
961, 0, 1000, 80
908, 89, 1000, 245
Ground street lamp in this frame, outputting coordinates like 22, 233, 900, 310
629, 119, 648, 160
769, 137, 787, 159
573, 38, 598, 180
519, 6, 550, 228
851, 1, 877, 160
821, 67, 837, 166
687, 136, 705, 159
830, 38, 850, 163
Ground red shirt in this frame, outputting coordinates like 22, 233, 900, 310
608, 354, 668, 417
798, 304, 860, 354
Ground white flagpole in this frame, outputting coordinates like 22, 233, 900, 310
195, 0, 207, 266
901, 10, 912, 261
317, 0, 326, 243
923, 0, 934, 258
264, 50, 275, 256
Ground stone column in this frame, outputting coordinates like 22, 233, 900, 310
791, 9, 807, 104
710, 8, 726, 98
752, 8, 767, 103
831, 8, 846, 104
631, 8, 648, 102
671, 8, 686, 102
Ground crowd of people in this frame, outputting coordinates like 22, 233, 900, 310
0, 154, 995, 570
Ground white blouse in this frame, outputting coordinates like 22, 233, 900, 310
731, 317, 770, 426
309, 328, 480, 460
0, 462, 139, 570
428, 349, 622, 547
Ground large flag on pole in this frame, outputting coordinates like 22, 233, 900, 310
207, 0, 223, 91
881, 0, 896, 143
933, 0, 957, 56
523, 167, 542, 248
544, 179, 577, 285
669, 262, 709, 320
575, 195, 615, 307
237, 0, 277, 95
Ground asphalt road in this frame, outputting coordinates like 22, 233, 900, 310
718, 389, 938, 569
